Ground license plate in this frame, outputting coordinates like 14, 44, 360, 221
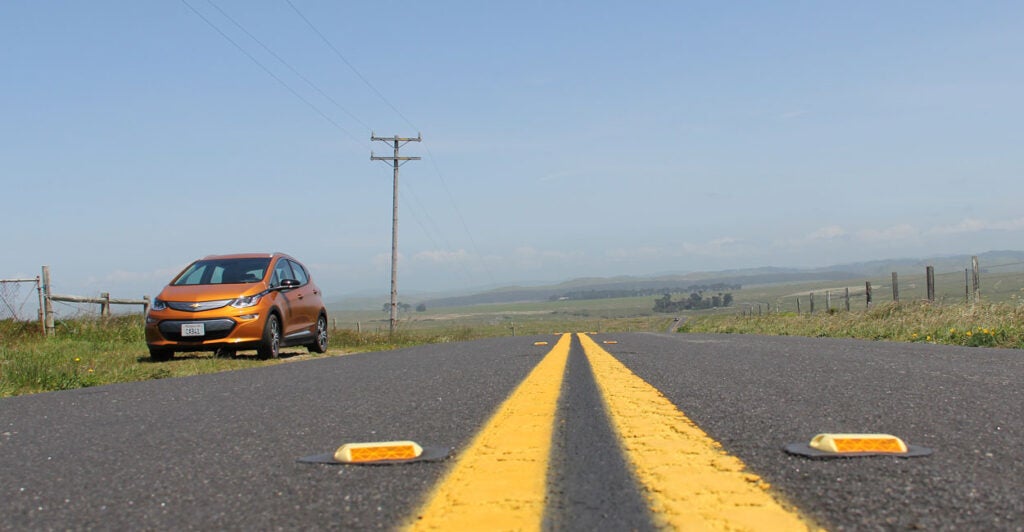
181, 323, 205, 337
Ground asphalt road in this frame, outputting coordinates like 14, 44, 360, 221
1, 333, 1021, 530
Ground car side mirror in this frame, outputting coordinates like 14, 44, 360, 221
280, 279, 301, 288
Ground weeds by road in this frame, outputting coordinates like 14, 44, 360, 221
3, 302, 1019, 397
681, 301, 1024, 349
0, 317, 488, 397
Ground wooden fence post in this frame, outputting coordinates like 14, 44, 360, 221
892, 272, 899, 303
965, 269, 970, 303
865, 282, 873, 308
36, 275, 45, 335
100, 292, 111, 317
42, 266, 54, 337
845, 287, 851, 311
809, 292, 815, 314
926, 266, 935, 302
796, 298, 801, 314
972, 256, 981, 303
826, 290, 832, 312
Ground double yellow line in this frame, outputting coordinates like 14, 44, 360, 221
406, 333, 813, 530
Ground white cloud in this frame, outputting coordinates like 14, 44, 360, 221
807, 225, 846, 240
855, 224, 920, 242
413, 249, 470, 264
930, 217, 1024, 235
680, 237, 744, 256
103, 267, 183, 285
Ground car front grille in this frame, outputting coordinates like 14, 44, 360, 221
167, 299, 233, 312
158, 318, 236, 341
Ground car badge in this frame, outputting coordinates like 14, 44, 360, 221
189, 303, 201, 309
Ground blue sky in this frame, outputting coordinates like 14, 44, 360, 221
3, 1, 1023, 303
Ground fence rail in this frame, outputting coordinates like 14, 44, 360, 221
741, 255, 1001, 316
38, 266, 150, 336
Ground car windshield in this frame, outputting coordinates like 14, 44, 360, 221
172, 258, 271, 286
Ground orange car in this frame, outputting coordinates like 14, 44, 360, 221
145, 253, 328, 361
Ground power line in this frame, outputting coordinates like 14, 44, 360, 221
179, 0, 367, 148
422, 145, 497, 286
284, 0, 419, 132
283, 1, 497, 287
203, 0, 373, 133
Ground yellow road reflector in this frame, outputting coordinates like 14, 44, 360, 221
785, 433, 933, 458
533, 341, 549, 346
810, 433, 907, 454
335, 441, 423, 463
298, 441, 449, 465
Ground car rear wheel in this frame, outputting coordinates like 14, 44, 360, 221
257, 314, 281, 360
149, 348, 173, 362
309, 314, 328, 354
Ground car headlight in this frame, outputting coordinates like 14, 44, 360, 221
231, 293, 264, 308
151, 298, 167, 311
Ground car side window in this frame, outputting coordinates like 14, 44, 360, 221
288, 260, 309, 285
271, 260, 294, 288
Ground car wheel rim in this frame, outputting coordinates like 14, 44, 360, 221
271, 319, 280, 355
317, 317, 328, 349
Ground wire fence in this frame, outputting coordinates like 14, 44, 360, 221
0, 278, 41, 322
740, 257, 1024, 316
3, 267, 149, 336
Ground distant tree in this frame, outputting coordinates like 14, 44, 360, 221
382, 302, 414, 313
723, 293, 734, 306
416, 303, 427, 312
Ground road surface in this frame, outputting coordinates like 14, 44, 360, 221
1, 333, 1021, 530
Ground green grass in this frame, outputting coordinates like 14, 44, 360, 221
681, 301, 1024, 349
4, 271, 1021, 397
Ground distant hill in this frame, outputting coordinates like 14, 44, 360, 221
422, 270, 862, 308
329, 250, 1024, 310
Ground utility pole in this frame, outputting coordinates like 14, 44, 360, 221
371, 132, 421, 335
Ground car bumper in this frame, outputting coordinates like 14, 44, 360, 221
145, 310, 266, 350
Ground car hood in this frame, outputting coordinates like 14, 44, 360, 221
157, 283, 268, 302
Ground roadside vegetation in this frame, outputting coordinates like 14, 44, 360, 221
4, 269, 1022, 397
0, 316, 504, 397
681, 301, 1024, 349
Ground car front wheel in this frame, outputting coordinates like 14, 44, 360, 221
149, 348, 173, 362
309, 315, 328, 354
257, 314, 281, 360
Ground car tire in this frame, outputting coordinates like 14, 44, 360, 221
257, 314, 281, 360
149, 348, 173, 362
309, 314, 329, 354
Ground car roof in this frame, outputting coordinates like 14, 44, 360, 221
199, 252, 291, 261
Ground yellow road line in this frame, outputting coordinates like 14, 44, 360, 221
406, 333, 572, 531
578, 333, 815, 531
